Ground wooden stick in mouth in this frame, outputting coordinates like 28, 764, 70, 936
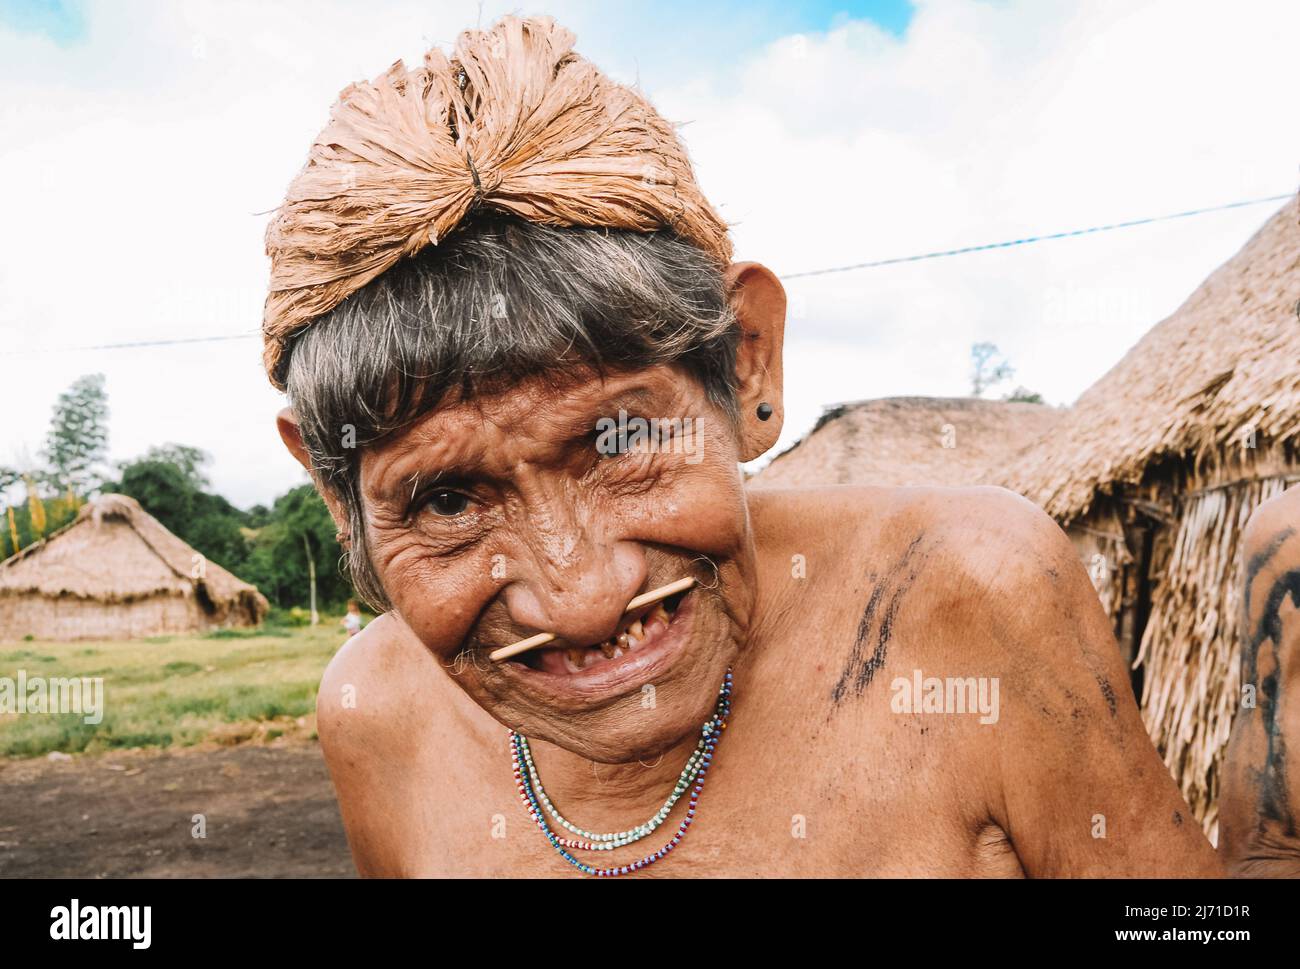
488, 576, 697, 663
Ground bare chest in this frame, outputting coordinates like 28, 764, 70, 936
373, 668, 1018, 878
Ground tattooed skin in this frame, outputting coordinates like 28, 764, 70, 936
1220, 487, 1300, 876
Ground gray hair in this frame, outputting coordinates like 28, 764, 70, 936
283, 215, 741, 609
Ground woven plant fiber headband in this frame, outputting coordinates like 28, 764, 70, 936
262, 14, 733, 389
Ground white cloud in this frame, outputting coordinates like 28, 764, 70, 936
1, 0, 1295, 503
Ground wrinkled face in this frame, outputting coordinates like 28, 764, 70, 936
358, 364, 758, 763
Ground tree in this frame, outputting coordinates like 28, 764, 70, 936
280, 486, 337, 625
240, 486, 348, 614
114, 460, 195, 526
970, 343, 1014, 397
42, 374, 109, 495
135, 444, 211, 489
1003, 387, 1045, 404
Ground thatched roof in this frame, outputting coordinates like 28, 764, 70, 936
0, 493, 268, 617
754, 396, 1066, 489
996, 199, 1300, 521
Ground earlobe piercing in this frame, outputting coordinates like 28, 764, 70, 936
756, 402, 773, 421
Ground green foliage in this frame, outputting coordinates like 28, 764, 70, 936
239, 485, 351, 612
244, 503, 272, 528
4, 369, 355, 612
135, 443, 211, 489
41, 374, 109, 495
280, 607, 313, 627
1003, 387, 1045, 404
0, 492, 80, 558
111, 457, 249, 573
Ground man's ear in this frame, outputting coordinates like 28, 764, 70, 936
276, 407, 313, 471
725, 262, 786, 462
276, 407, 349, 531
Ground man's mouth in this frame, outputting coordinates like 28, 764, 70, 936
517, 588, 690, 676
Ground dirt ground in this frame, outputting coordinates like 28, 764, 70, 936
0, 739, 355, 878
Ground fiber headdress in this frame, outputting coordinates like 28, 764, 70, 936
262, 15, 733, 389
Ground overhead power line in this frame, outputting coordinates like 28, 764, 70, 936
4, 191, 1292, 356
4, 331, 260, 357
779, 193, 1293, 279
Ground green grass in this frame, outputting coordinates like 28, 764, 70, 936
0, 620, 346, 758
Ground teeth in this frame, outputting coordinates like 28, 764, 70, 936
556, 599, 680, 673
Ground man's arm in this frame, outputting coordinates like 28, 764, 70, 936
1220, 486, 1300, 876
939, 488, 1222, 876
316, 613, 436, 876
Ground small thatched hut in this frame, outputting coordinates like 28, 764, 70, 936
0, 493, 269, 641
756, 396, 1065, 489
995, 199, 1300, 838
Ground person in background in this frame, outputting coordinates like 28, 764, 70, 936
1220, 484, 1300, 876
341, 600, 364, 640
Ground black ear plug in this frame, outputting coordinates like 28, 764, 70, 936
756, 402, 773, 421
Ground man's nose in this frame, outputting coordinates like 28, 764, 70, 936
502, 539, 647, 648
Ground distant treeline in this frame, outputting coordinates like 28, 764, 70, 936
2, 374, 354, 612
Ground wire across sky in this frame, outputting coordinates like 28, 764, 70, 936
4, 191, 1292, 356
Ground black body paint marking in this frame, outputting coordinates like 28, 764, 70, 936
832, 534, 925, 707
1242, 524, 1300, 837
1094, 671, 1118, 718
1244, 526, 1296, 593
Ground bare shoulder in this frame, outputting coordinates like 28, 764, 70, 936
760, 484, 1218, 873
762, 483, 1094, 634
756, 482, 1116, 701
882, 486, 1112, 680
316, 612, 431, 763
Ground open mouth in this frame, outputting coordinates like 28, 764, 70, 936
515, 587, 691, 676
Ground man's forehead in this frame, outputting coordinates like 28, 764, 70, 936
360, 366, 691, 490
403, 367, 678, 437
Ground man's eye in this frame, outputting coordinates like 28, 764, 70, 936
426, 490, 470, 517
593, 431, 651, 459
598, 437, 631, 458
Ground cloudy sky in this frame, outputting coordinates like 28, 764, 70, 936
1, 0, 1296, 507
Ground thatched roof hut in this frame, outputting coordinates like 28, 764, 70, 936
994, 199, 1300, 838
0, 493, 269, 641
755, 396, 1065, 489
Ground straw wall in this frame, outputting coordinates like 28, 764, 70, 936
1134, 472, 1295, 841
0, 588, 260, 642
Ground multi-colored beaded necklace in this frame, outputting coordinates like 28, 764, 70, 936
510, 668, 732, 877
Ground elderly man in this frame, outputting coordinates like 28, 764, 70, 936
1221, 485, 1300, 876
267, 15, 1218, 877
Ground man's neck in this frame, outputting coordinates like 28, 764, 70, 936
520, 722, 712, 831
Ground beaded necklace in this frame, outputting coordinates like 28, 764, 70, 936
510, 668, 732, 876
